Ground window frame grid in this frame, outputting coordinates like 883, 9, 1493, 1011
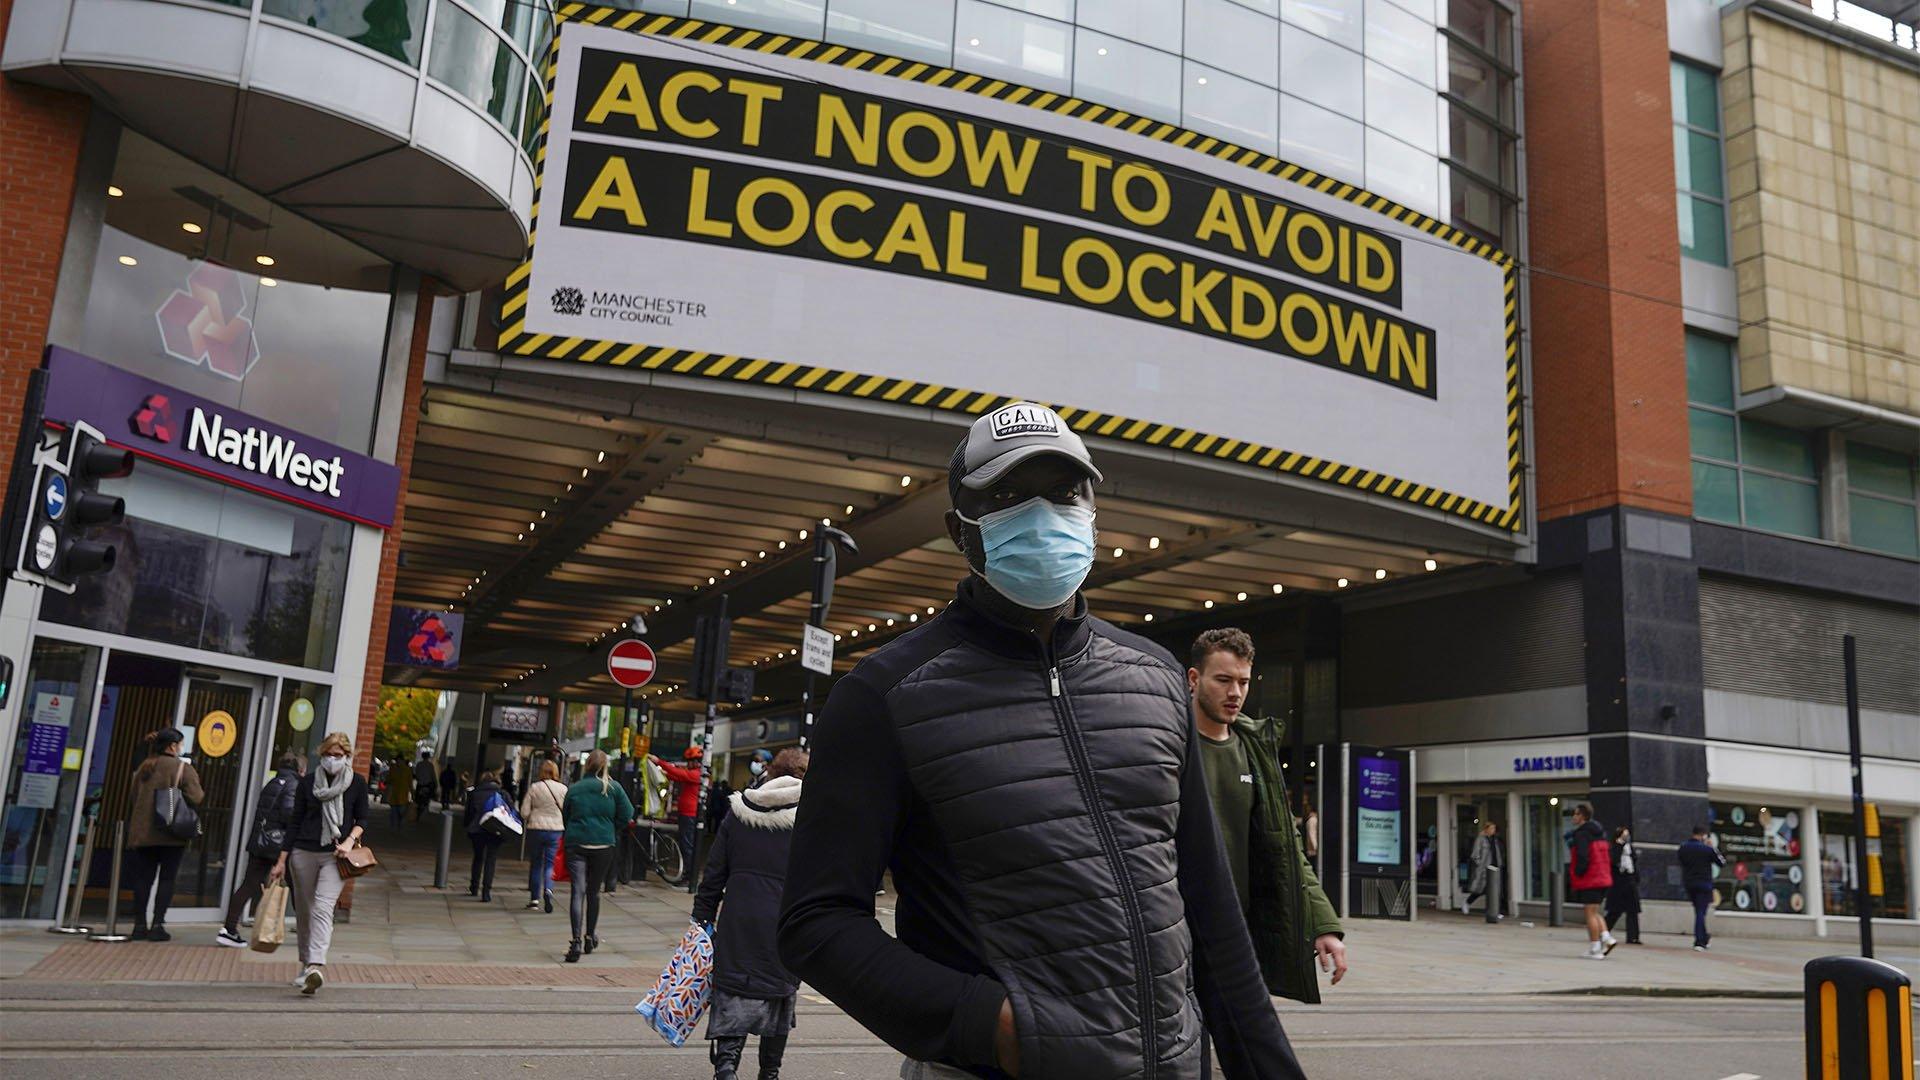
1672, 56, 1731, 266
1687, 336, 1822, 538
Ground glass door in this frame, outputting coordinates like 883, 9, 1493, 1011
0, 641, 104, 920
168, 673, 264, 910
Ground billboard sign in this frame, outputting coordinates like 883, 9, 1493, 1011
385, 606, 463, 669
508, 11, 1521, 529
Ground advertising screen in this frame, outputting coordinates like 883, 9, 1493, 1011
385, 606, 463, 669
1355, 755, 1404, 866
510, 11, 1521, 530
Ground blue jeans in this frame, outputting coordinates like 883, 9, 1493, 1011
527, 829, 562, 901
1687, 883, 1714, 946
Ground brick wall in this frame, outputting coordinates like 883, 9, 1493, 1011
0, 0, 91, 480
1523, 0, 1693, 522
350, 284, 434, 776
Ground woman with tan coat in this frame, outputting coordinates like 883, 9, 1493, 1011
519, 759, 567, 912
124, 728, 203, 941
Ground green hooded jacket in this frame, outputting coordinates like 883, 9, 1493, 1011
1233, 714, 1343, 1003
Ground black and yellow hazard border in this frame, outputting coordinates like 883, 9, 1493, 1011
498, 4, 1525, 532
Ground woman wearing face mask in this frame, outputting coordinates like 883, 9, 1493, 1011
271, 733, 367, 994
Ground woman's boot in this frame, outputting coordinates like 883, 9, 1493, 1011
757, 1033, 788, 1080
709, 1035, 745, 1080
564, 940, 581, 963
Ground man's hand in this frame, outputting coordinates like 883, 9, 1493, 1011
995, 997, 1020, 1076
1314, 933, 1348, 985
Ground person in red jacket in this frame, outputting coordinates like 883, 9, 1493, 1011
1566, 803, 1617, 959
651, 746, 704, 885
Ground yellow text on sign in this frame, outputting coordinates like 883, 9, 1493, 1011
199, 710, 238, 758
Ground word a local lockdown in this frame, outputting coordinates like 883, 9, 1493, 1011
187, 407, 344, 496
524, 17, 1515, 521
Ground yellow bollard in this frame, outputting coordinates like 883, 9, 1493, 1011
1805, 955, 1913, 1080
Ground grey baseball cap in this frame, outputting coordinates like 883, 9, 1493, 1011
950, 402, 1103, 496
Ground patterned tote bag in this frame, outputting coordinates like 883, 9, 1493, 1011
634, 921, 714, 1047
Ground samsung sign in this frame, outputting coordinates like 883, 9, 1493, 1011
1513, 754, 1586, 775
40, 348, 401, 528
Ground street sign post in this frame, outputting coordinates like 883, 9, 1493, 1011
607, 638, 656, 690
801, 624, 834, 676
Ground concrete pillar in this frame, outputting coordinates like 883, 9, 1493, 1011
1436, 791, 1456, 913
1803, 804, 1826, 937
1507, 790, 1525, 912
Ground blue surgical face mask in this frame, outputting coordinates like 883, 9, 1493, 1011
957, 496, 1096, 610
749, 760, 765, 777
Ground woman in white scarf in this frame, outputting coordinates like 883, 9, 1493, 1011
271, 732, 369, 994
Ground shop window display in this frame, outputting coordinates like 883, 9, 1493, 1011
1708, 801, 1804, 914
1819, 812, 1911, 920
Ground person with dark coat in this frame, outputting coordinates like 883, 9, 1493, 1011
439, 762, 459, 809
1677, 824, 1727, 950
123, 728, 204, 941
1463, 820, 1504, 919
1566, 803, 1617, 959
694, 749, 808, 1080
1604, 825, 1643, 945
463, 770, 511, 902
412, 751, 436, 821
218, 751, 304, 947
778, 404, 1302, 1079
270, 732, 368, 995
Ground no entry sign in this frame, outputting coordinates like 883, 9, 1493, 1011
607, 638, 656, 689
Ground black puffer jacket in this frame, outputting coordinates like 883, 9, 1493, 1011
780, 578, 1299, 1080
694, 775, 802, 999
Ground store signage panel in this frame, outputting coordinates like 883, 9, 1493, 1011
41, 347, 401, 528
510, 12, 1521, 528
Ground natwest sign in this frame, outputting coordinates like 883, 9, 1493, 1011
41, 347, 401, 528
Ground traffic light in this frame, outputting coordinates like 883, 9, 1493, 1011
716, 666, 755, 706
690, 612, 732, 703
15, 420, 132, 593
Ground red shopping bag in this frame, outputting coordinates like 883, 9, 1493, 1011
552, 836, 569, 882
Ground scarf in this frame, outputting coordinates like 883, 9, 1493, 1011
313, 763, 353, 846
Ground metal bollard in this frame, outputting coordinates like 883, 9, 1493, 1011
51, 816, 100, 935
90, 822, 131, 943
1548, 867, 1564, 927
1484, 866, 1502, 924
1804, 955, 1913, 1080
434, 810, 454, 890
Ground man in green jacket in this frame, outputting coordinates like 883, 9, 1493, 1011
1188, 628, 1347, 1003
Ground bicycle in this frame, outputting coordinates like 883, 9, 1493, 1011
626, 817, 684, 885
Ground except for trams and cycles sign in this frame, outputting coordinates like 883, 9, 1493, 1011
607, 638, 657, 689
801, 624, 834, 677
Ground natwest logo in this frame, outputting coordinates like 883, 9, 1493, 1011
185, 407, 344, 497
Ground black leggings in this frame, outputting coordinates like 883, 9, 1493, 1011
567, 846, 617, 941
470, 834, 503, 894
123, 845, 185, 929
222, 854, 278, 933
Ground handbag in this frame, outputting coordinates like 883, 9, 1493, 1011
247, 777, 292, 859
336, 843, 378, 879
250, 880, 289, 953
479, 805, 523, 838
152, 759, 200, 841
553, 836, 569, 882
634, 922, 714, 1047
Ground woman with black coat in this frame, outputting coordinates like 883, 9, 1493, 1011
692, 748, 807, 1080
463, 770, 511, 902
1605, 825, 1643, 945
270, 733, 368, 995
217, 751, 304, 947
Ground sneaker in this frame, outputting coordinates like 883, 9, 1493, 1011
216, 928, 248, 948
131, 926, 149, 941
1584, 948, 1607, 960
543, 892, 553, 914
525, 900, 542, 910
301, 966, 324, 995
293, 967, 312, 988
1602, 935, 1618, 957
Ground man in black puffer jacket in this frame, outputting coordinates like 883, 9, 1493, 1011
780, 403, 1303, 1080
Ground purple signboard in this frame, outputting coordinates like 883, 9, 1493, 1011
385, 606, 463, 669
41, 347, 401, 528
1355, 755, 1403, 866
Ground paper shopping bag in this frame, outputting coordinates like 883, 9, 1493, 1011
250, 880, 289, 953
634, 922, 714, 1047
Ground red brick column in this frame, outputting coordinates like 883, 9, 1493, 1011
1523, 1, 1692, 522
0, 0, 91, 479
350, 283, 434, 777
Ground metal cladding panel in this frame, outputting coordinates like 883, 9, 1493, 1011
1340, 572, 1585, 709
1699, 574, 1920, 716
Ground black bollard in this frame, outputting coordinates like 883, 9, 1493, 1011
1485, 865, 1502, 924
435, 810, 454, 890
1804, 955, 1911, 1080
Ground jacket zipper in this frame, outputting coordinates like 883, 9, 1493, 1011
1047, 660, 1159, 1078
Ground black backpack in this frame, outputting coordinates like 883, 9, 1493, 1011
246, 774, 297, 859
